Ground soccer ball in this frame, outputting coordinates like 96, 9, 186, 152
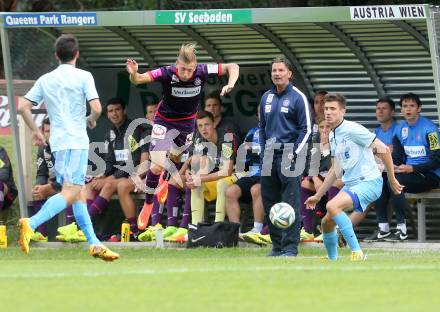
269, 202, 295, 229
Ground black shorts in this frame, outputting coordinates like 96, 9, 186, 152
235, 175, 260, 203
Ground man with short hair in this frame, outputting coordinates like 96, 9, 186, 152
364, 97, 400, 242
372, 93, 440, 242
204, 91, 240, 140
87, 97, 145, 239
259, 57, 312, 257
18, 34, 119, 261
305, 93, 402, 261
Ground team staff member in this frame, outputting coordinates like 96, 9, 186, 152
259, 57, 312, 257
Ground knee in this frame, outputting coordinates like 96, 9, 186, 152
216, 179, 229, 193
250, 184, 261, 198
117, 180, 131, 194
325, 201, 338, 217
225, 185, 240, 200
150, 163, 162, 176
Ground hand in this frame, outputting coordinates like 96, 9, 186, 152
32, 130, 46, 147
220, 84, 234, 96
130, 175, 147, 193
304, 195, 321, 210
87, 115, 96, 129
91, 177, 106, 191
32, 184, 55, 200
389, 177, 404, 195
395, 164, 413, 174
126, 59, 138, 75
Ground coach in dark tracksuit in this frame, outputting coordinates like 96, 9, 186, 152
259, 57, 312, 257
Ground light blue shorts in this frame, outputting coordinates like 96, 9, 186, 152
53, 149, 88, 186
341, 177, 383, 212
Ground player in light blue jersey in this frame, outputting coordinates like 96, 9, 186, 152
17, 34, 119, 261
305, 93, 402, 261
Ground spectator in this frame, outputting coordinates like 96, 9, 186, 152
204, 91, 240, 140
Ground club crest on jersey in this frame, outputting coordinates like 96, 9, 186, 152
282, 99, 290, 107
151, 124, 167, 140
266, 94, 274, 105
171, 74, 179, 84
401, 127, 408, 140
194, 77, 201, 86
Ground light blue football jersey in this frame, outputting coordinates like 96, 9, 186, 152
25, 64, 99, 152
330, 119, 381, 185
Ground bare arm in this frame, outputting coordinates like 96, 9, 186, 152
86, 99, 102, 129
219, 63, 239, 96
18, 98, 46, 146
126, 59, 154, 85
371, 138, 403, 194
304, 158, 337, 210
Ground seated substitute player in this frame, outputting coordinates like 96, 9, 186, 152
0, 145, 17, 214
126, 43, 239, 231
185, 110, 237, 225
305, 93, 403, 261
87, 98, 144, 228
225, 108, 269, 246
370, 93, 440, 242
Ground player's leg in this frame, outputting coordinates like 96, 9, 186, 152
225, 184, 243, 223
116, 178, 138, 236
214, 176, 235, 222
300, 178, 316, 241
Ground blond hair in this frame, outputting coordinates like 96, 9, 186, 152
178, 43, 197, 64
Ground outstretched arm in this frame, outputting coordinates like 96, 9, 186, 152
219, 63, 239, 96
126, 59, 155, 85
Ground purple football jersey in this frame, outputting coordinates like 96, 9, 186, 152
149, 64, 220, 119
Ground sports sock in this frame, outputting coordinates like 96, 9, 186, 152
127, 217, 138, 234
151, 195, 161, 226
166, 184, 180, 226
72, 201, 100, 245
300, 187, 314, 233
145, 170, 160, 204
179, 188, 191, 228
252, 222, 263, 233
323, 230, 338, 260
378, 222, 390, 233
88, 196, 108, 218
29, 194, 67, 231
32, 199, 48, 236
65, 205, 75, 224
397, 223, 407, 234
333, 212, 361, 252
191, 186, 204, 224
214, 178, 229, 222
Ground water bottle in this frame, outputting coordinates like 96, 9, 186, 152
0, 222, 7, 248
121, 220, 130, 242
155, 228, 164, 248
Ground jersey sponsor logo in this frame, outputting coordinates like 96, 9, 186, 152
428, 132, 440, 150
280, 107, 288, 113
401, 127, 408, 140
171, 86, 201, 97
109, 130, 116, 141
266, 94, 274, 104
114, 149, 129, 162
221, 143, 233, 158
194, 77, 202, 86
171, 74, 179, 84
404, 145, 426, 158
265, 105, 271, 113
128, 135, 139, 152
152, 124, 167, 140
207, 64, 219, 74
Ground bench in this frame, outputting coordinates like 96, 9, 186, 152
405, 188, 440, 242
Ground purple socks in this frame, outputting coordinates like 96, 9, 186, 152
88, 196, 109, 218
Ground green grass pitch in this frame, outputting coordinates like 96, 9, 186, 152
1, 246, 440, 312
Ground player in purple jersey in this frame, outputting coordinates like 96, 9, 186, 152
126, 43, 239, 231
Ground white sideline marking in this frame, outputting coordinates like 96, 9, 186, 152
1, 264, 440, 280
